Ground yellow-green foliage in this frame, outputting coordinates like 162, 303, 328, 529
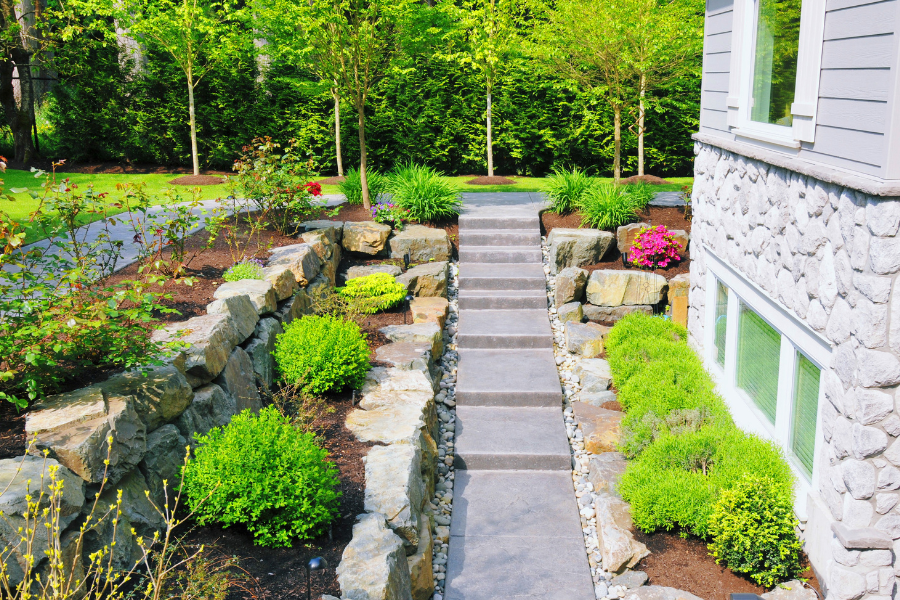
337, 272, 407, 314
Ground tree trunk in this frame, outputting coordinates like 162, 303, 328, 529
613, 105, 621, 181
188, 78, 199, 176
486, 91, 493, 177
0, 53, 36, 164
638, 72, 646, 177
334, 89, 343, 177
357, 104, 371, 210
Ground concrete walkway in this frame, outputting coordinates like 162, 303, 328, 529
446, 193, 594, 599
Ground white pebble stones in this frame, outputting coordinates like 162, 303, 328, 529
431, 261, 459, 600
541, 237, 614, 600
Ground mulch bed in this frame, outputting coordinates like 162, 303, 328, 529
618, 175, 673, 185
316, 175, 346, 185
541, 206, 692, 278
57, 162, 231, 176
464, 176, 517, 185
169, 175, 226, 186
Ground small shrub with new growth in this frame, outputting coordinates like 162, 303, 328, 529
623, 182, 656, 210
223, 259, 264, 282
388, 163, 462, 222
708, 474, 803, 587
578, 183, 639, 230
337, 272, 407, 314
182, 406, 341, 547
274, 315, 369, 394
629, 225, 684, 269
339, 167, 388, 205
546, 166, 596, 214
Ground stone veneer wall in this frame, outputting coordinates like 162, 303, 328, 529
688, 140, 900, 600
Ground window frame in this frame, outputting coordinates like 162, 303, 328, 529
726, 0, 827, 147
703, 248, 830, 518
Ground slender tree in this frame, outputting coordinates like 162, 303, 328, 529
125, 0, 243, 175
0, 0, 39, 163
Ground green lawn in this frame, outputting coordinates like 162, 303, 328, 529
3, 169, 693, 244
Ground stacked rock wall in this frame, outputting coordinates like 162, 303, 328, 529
688, 140, 900, 599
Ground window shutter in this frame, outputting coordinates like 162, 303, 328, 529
726, 0, 749, 127
791, 0, 827, 143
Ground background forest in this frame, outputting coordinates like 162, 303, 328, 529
7, 0, 703, 179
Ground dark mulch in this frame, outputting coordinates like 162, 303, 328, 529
541, 206, 692, 278
316, 175, 346, 185
57, 162, 231, 176
181, 395, 372, 600
169, 175, 226, 186
618, 175, 673, 185
600, 400, 622, 411
464, 175, 518, 185
0, 401, 26, 459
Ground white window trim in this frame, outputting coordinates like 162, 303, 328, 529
702, 248, 831, 519
726, 0, 827, 146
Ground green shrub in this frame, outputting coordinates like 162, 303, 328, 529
620, 426, 794, 538
708, 474, 803, 587
623, 182, 656, 210
223, 259, 264, 282
388, 163, 462, 222
605, 313, 689, 387
182, 406, 341, 547
578, 183, 640, 230
337, 272, 407, 314
339, 167, 388, 205
546, 166, 596, 214
275, 315, 370, 394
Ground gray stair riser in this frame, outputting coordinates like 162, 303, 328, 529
459, 216, 540, 230
457, 333, 552, 349
455, 390, 561, 407
459, 231, 542, 247
453, 454, 571, 471
458, 276, 547, 291
459, 248, 543, 263
458, 296, 547, 310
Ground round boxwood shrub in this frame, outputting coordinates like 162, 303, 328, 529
337, 272, 407, 314
708, 473, 803, 587
182, 406, 341, 547
275, 314, 369, 394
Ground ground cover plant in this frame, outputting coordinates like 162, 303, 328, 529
337, 272, 407, 314
606, 313, 803, 585
182, 406, 342, 547
223, 259, 265, 281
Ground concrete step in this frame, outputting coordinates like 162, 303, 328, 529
458, 289, 547, 310
458, 229, 542, 247
456, 348, 562, 407
457, 309, 552, 349
452, 406, 571, 470
458, 246, 543, 264
445, 471, 594, 600
459, 214, 540, 231
458, 262, 547, 291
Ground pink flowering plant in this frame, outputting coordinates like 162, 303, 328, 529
372, 200, 412, 230
628, 225, 684, 269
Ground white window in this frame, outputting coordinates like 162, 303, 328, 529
703, 250, 830, 515
726, 0, 827, 146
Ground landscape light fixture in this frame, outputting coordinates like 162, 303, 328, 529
305, 556, 328, 600
404, 294, 414, 324
404, 252, 411, 271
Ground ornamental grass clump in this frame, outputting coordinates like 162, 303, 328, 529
546, 166, 596, 214
182, 406, 341, 547
223, 259, 264, 281
628, 225, 683, 269
339, 167, 388, 205
388, 163, 462, 222
337, 272, 407, 314
578, 183, 640, 230
274, 315, 370, 394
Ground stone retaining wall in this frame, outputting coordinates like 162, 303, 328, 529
0, 219, 452, 587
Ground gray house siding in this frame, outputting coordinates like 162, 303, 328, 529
698, 0, 899, 179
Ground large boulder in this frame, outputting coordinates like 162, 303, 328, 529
668, 273, 690, 327
214, 280, 277, 315
300, 220, 343, 242
397, 262, 448, 298
574, 359, 612, 394
99, 469, 166, 538
267, 243, 320, 286
206, 294, 259, 343
214, 347, 262, 414
616, 222, 650, 254
337, 513, 413, 600
586, 270, 668, 307
100, 366, 193, 431
278, 287, 313, 326
343, 221, 392, 255
760, 581, 818, 600
565, 322, 610, 357
360, 367, 437, 437
152, 313, 240, 382
411, 297, 449, 329
389, 225, 452, 262
27, 391, 146, 485
555, 267, 588, 307
261, 265, 298, 301
594, 493, 650, 573
547, 229, 614, 274
174, 383, 236, 445
301, 229, 341, 286
347, 264, 403, 281
587, 452, 626, 498
375, 343, 435, 382
584, 304, 653, 323
623, 587, 704, 600
380, 323, 443, 360
557, 301, 584, 324
139, 424, 187, 507
364, 444, 426, 554
243, 317, 283, 390
572, 403, 623, 454
407, 523, 434, 600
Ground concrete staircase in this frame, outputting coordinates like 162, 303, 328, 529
445, 196, 595, 600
